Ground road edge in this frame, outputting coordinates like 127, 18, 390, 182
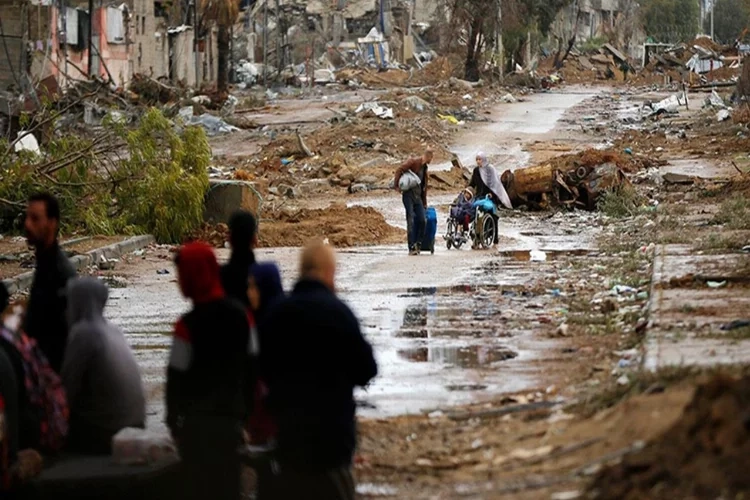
2, 234, 156, 295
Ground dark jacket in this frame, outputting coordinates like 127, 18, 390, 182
395, 157, 429, 207
260, 279, 378, 470
62, 278, 145, 440
167, 243, 254, 437
23, 243, 76, 373
221, 252, 255, 309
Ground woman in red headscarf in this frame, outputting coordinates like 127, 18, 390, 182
167, 242, 256, 500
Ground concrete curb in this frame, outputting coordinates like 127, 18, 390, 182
2, 234, 156, 295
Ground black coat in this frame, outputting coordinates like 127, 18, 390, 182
166, 299, 253, 433
260, 279, 378, 470
220, 251, 255, 308
23, 243, 76, 373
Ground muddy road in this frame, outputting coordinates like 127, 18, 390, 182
105, 88, 612, 432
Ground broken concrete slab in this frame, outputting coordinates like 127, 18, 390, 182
203, 180, 262, 224
1, 235, 156, 294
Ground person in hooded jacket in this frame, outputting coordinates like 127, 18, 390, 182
221, 210, 258, 308
61, 277, 145, 454
168, 242, 254, 500
469, 152, 513, 246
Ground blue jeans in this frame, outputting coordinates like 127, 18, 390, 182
403, 191, 426, 250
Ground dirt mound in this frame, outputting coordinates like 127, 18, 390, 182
258, 204, 404, 248
591, 375, 750, 500
546, 149, 665, 174
689, 36, 723, 53
188, 223, 229, 248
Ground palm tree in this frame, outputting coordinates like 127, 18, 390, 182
198, 0, 239, 93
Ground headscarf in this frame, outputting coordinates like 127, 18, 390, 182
476, 152, 513, 210
249, 262, 284, 321
175, 242, 225, 304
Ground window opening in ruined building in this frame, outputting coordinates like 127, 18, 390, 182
141, 16, 145, 34
136, 15, 140, 34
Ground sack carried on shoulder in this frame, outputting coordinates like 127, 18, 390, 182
399, 170, 421, 192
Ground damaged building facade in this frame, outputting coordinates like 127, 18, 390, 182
0, 0, 219, 93
237, 0, 421, 83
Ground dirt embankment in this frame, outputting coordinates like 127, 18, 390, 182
191, 204, 405, 249
591, 375, 750, 500
257, 204, 404, 248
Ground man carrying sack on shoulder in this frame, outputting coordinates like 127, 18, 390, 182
394, 148, 433, 256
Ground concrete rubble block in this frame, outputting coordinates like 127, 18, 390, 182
203, 180, 261, 224
403, 96, 432, 112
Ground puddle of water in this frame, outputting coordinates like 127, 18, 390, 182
397, 345, 518, 367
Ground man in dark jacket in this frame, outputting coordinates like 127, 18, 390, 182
167, 242, 254, 500
394, 148, 433, 255
22, 193, 76, 373
220, 210, 258, 307
260, 241, 378, 500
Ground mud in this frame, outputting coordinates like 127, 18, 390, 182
591, 375, 750, 500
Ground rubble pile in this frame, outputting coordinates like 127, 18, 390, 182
258, 204, 404, 248
501, 149, 662, 211
591, 375, 750, 500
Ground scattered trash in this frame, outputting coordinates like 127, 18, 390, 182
265, 89, 279, 100
617, 374, 630, 386
156, 269, 170, 275
471, 439, 483, 449
717, 109, 731, 122
403, 96, 432, 112
742, 245, 750, 254
14, 132, 40, 155
97, 255, 117, 271
612, 285, 637, 295
462, 94, 473, 100
501, 93, 517, 103
623, 147, 633, 155
530, 250, 547, 262
280, 157, 295, 166
191, 95, 211, 105
437, 114, 460, 125
706, 90, 725, 109
427, 410, 444, 419
651, 93, 688, 115
618, 359, 632, 369
133, 249, 145, 257
707, 280, 727, 288
355, 102, 394, 120
188, 114, 240, 136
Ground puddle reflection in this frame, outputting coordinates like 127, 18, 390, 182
397, 345, 517, 367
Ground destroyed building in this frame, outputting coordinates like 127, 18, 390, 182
0, 0, 220, 95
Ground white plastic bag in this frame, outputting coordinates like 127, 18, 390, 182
112, 427, 178, 465
398, 170, 421, 192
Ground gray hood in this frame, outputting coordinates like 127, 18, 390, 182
66, 277, 108, 327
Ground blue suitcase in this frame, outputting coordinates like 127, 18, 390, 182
422, 207, 437, 254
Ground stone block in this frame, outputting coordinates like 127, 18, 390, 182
203, 180, 261, 224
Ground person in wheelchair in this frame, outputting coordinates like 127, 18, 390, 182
469, 152, 513, 246
450, 187, 475, 233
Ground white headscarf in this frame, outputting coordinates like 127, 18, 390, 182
476, 152, 512, 209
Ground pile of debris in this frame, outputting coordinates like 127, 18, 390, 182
591, 375, 750, 499
500, 149, 662, 211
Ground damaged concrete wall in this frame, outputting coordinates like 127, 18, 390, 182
169, 27, 196, 85
0, 0, 25, 91
132, 0, 169, 79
